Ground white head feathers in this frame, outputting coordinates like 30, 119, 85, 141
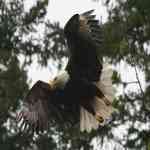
52, 71, 70, 89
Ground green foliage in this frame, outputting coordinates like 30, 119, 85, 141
0, 0, 150, 149
0, 0, 51, 149
100, 0, 150, 149
112, 70, 121, 84
0, 0, 93, 149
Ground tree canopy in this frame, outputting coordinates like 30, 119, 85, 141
0, 0, 150, 149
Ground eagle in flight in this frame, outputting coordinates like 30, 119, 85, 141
17, 10, 115, 133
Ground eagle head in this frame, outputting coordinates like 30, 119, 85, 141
51, 71, 70, 90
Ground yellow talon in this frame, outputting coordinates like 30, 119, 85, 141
95, 115, 104, 123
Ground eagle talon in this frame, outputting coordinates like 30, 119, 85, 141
95, 115, 104, 123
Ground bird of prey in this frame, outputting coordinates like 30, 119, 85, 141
17, 10, 115, 133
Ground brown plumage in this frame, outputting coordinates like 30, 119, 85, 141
17, 10, 115, 133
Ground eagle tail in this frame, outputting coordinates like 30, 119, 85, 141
80, 106, 99, 132
80, 63, 115, 132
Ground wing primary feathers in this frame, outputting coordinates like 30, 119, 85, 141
17, 79, 79, 133
17, 80, 52, 133
94, 38, 103, 43
89, 24, 101, 30
88, 20, 99, 25
81, 9, 94, 16
86, 15, 96, 20
90, 26, 102, 32
79, 9, 103, 49
91, 32, 102, 38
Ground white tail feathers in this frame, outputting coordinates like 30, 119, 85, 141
80, 106, 99, 132
80, 63, 115, 132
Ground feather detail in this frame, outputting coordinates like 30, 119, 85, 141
80, 63, 115, 132
96, 63, 115, 103
80, 106, 99, 132
86, 15, 96, 20
17, 100, 49, 132
81, 9, 94, 16
16, 81, 52, 132
79, 10, 103, 48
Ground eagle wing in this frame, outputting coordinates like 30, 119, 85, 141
64, 10, 115, 132
17, 80, 80, 133
64, 10, 103, 82
17, 10, 115, 133
17, 81, 51, 132
79, 10, 103, 47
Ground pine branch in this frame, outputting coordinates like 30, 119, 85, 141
121, 81, 139, 85
129, 39, 145, 96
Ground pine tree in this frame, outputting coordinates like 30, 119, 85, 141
98, 0, 150, 149
1, 0, 150, 149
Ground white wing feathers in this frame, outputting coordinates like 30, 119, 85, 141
80, 63, 115, 132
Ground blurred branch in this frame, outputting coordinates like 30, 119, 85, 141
134, 65, 144, 95
129, 37, 145, 95
121, 81, 139, 85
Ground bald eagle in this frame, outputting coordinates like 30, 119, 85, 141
17, 10, 115, 133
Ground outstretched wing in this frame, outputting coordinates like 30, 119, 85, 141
64, 10, 103, 48
79, 9, 103, 47
17, 80, 80, 132
17, 81, 51, 132
64, 10, 103, 82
